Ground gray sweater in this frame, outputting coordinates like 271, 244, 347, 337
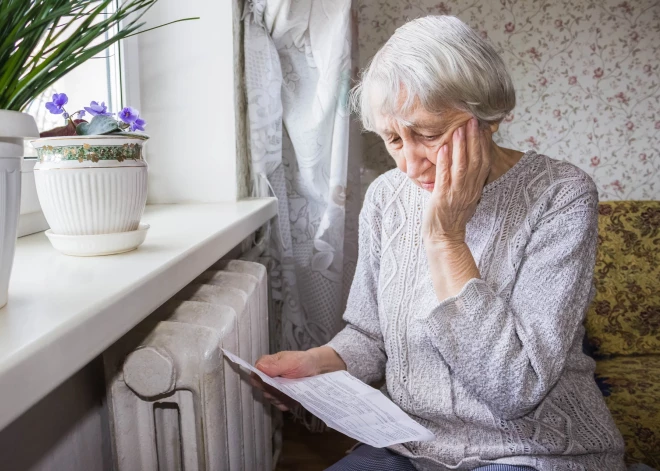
326, 151, 625, 471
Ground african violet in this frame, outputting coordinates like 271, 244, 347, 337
39, 93, 146, 138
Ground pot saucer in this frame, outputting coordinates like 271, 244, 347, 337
45, 224, 150, 256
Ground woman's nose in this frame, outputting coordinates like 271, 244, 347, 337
402, 142, 427, 179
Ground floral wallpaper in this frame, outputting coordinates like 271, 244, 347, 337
354, 0, 660, 201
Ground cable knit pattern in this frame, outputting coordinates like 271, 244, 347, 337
327, 151, 625, 471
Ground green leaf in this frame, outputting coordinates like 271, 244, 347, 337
123, 17, 200, 38
0, 0, 198, 111
76, 115, 120, 135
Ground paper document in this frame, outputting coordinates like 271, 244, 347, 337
222, 349, 435, 448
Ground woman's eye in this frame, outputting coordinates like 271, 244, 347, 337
388, 137, 401, 145
422, 134, 439, 141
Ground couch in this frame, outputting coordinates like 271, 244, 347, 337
585, 201, 660, 467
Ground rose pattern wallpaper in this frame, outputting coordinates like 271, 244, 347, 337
354, 0, 660, 201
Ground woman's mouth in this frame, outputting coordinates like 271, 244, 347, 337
420, 182, 435, 191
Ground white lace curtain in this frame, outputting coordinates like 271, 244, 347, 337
243, 0, 361, 353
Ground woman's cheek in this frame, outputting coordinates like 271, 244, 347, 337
426, 140, 452, 166
387, 147, 407, 172
426, 144, 441, 166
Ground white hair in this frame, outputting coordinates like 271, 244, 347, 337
352, 15, 516, 131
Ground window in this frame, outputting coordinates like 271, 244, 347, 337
19, 0, 239, 237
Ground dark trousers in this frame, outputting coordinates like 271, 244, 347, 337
325, 444, 537, 471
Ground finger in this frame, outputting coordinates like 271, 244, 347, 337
262, 390, 287, 410
261, 389, 283, 406
249, 373, 264, 390
265, 390, 293, 411
262, 382, 292, 405
255, 352, 290, 377
466, 117, 481, 172
263, 390, 282, 405
450, 125, 467, 189
434, 144, 451, 194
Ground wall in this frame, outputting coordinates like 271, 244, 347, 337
136, 0, 240, 203
355, 0, 660, 200
0, 359, 110, 471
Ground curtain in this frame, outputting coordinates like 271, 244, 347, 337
243, 0, 360, 355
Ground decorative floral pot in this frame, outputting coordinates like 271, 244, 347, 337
31, 135, 149, 236
0, 110, 39, 308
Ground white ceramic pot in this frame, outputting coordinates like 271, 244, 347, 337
0, 110, 39, 308
31, 135, 148, 236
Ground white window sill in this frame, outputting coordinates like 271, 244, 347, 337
0, 198, 277, 430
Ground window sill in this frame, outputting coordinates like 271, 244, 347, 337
0, 198, 277, 430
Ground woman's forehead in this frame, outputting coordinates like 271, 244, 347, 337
374, 107, 471, 134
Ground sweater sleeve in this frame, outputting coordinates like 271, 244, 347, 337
418, 186, 599, 420
326, 185, 386, 384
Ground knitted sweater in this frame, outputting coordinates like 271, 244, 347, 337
326, 151, 625, 471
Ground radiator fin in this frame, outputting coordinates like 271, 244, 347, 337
104, 261, 272, 471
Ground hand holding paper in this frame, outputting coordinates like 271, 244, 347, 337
223, 349, 435, 448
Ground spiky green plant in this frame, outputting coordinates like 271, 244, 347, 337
0, 0, 196, 111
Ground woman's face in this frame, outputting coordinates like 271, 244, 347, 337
373, 106, 472, 192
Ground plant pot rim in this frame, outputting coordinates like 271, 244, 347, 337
0, 110, 39, 139
32, 134, 148, 166
32, 134, 149, 145
35, 160, 147, 169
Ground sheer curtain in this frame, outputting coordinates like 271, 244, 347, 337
243, 0, 360, 356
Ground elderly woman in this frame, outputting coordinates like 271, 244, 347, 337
255, 15, 625, 471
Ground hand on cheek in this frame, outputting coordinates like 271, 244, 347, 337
426, 114, 471, 167
422, 117, 491, 245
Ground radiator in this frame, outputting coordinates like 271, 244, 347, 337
104, 261, 272, 471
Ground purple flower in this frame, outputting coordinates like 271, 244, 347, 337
84, 101, 112, 117
118, 107, 139, 124
130, 117, 147, 132
45, 93, 68, 115
78, 110, 86, 118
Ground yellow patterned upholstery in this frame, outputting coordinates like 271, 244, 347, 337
585, 201, 660, 466
595, 356, 660, 467
586, 201, 660, 356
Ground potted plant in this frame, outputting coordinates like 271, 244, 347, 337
32, 97, 150, 256
0, 2, 195, 290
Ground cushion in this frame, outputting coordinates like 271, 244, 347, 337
595, 355, 660, 467
585, 201, 660, 356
